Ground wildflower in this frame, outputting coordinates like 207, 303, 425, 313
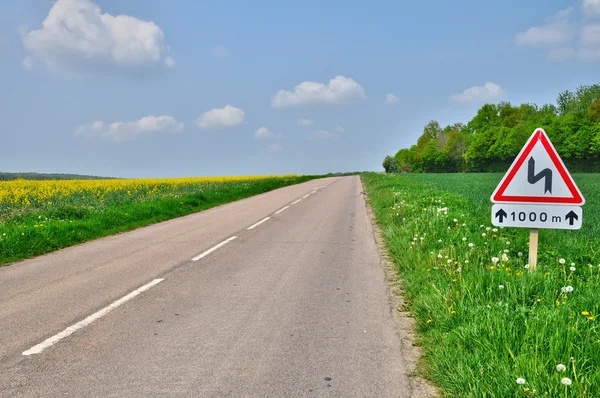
570, 262, 575, 267
447, 259, 452, 264
462, 223, 466, 227
491, 257, 499, 264
561, 378, 572, 386
518, 252, 523, 257
453, 218, 458, 222
556, 364, 566, 372
464, 260, 469, 264
524, 264, 530, 269
561, 286, 574, 293
427, 319, 432, 323
506, 241, 510, 245
516, 378, 526, 385
482, 233, 486, 237
437, 254, 443, 259
570, 266, 576, 272
492, 228, 498, 232
468, 243, 474, 248
559, 258, 566, 264
486, 227, 491, 231
462, 237, 467, 241
438, 239, 442, 243
499, 285, 505, 290
502, 254, 509, 262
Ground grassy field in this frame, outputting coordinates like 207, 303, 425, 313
361, 172, 600, 397
0, 175, 317, 266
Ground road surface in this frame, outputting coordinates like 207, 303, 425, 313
0, 176, 411, 397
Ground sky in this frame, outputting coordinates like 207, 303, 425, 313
1, 0, 600, 178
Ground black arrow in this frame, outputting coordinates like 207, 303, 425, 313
528, 157, 552, 194
495, 208, 507, 223
565, 211, 578, 226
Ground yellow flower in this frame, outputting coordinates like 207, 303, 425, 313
589, 315, 595, 321
490, 266, 495, 270
427, 319, 432, 323
536, 298, 541, 302
582, 311, 590, 316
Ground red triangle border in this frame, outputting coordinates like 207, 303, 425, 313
492, 129, 584, 205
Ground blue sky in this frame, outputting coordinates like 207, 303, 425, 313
1, 0, 599, 177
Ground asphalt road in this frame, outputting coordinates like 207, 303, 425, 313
0, 176, 411, 397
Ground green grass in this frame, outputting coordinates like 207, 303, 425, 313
0, 176, 318, 266
361, 172, 600, 397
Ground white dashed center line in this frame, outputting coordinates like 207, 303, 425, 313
274, 206, 289, 215
192, 236, 238, 261
23, 278, 164, 356
291, 199, 302, 205
247, 217, 271, 230
302, 194, 310, 199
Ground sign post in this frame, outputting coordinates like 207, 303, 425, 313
491, 128, 585, 271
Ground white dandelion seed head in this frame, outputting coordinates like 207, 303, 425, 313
570, 266, 576, 272
464, 260, 469, 264
524, 264, 530, 269
486, 227, 491, 231
498, 285, 505, 289
516, 378, 526, 385
492, 228, 498, 232
559, 258, 566, 264
491, 257, 499, 264
438, 239, 442, 243
561, 377, 572, 386
453, 218, 458, 222
502, 253, 509, 262
482, 233, 486, 237
438, 254, 443, 259
462, 237, 467, 241
518, 252, 523, 257
468, 243, 474, 248
556, 364, 566, 372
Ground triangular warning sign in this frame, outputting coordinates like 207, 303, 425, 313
491, 128, 585, 205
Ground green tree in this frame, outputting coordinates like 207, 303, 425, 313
382, 155, 398, 173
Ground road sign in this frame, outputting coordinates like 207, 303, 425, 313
491, 204, 582, 230
491, 128, 585, 205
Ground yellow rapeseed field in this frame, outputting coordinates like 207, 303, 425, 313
0, 175, 299, 207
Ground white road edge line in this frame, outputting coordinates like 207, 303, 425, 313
274, 206, 289, 215
192, 236, 238, 261
247, 217, 271, 230
302, 194, 310, 199
291, 199, 302, 205
23, 278, 164, 356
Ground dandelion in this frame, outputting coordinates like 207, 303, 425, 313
438, 254, 443, 259
570, 266, 576, 272
468, 243, 474, 248
516, 378, 526, 385
491, 257, 499, 264
447, 259, 452, 264
561, 286, 574, 293
556, 364, 566, 372
438, 239, 442, 243
559, 258, 566, 264
518, 252, 523, 257
462, 237, 467, 241
561, 377, 572, 386
486, 227, 491, 231
462, 223, 466, 227
499, 285, 505, 290
582, 311, 589, 316
525, 264, 530, 269
570, 262, 575, 267
482, 233, 486, 237
464, 260, 469, 264
427, 319, 432, 323
492, 228, 498, 232
506, 241, 510, 245
453, 218, 458, 222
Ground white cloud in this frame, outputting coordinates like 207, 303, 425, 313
297, 118, 314, 126
515, 22, 573, 47
22, 56, 34, 70
255, 127, 274, 140
581, 24, 600, 46
547, 47, 577, 60
21, 0, 174, 77
271, 75, 366, 107
267, 143, 282, 153
335, 126, 345, 133
308, 130, 340, 141
76, 115, 183, 142
211, 45, 230, 57
195, 105, 245, 129
385, 93, 399, 104
450, 82, 506, 104
583, 0, 600, 16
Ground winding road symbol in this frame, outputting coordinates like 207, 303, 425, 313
527, 157, 552, 194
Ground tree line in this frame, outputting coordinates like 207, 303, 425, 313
383, 83, 600, 173
0, 172, 116, 181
